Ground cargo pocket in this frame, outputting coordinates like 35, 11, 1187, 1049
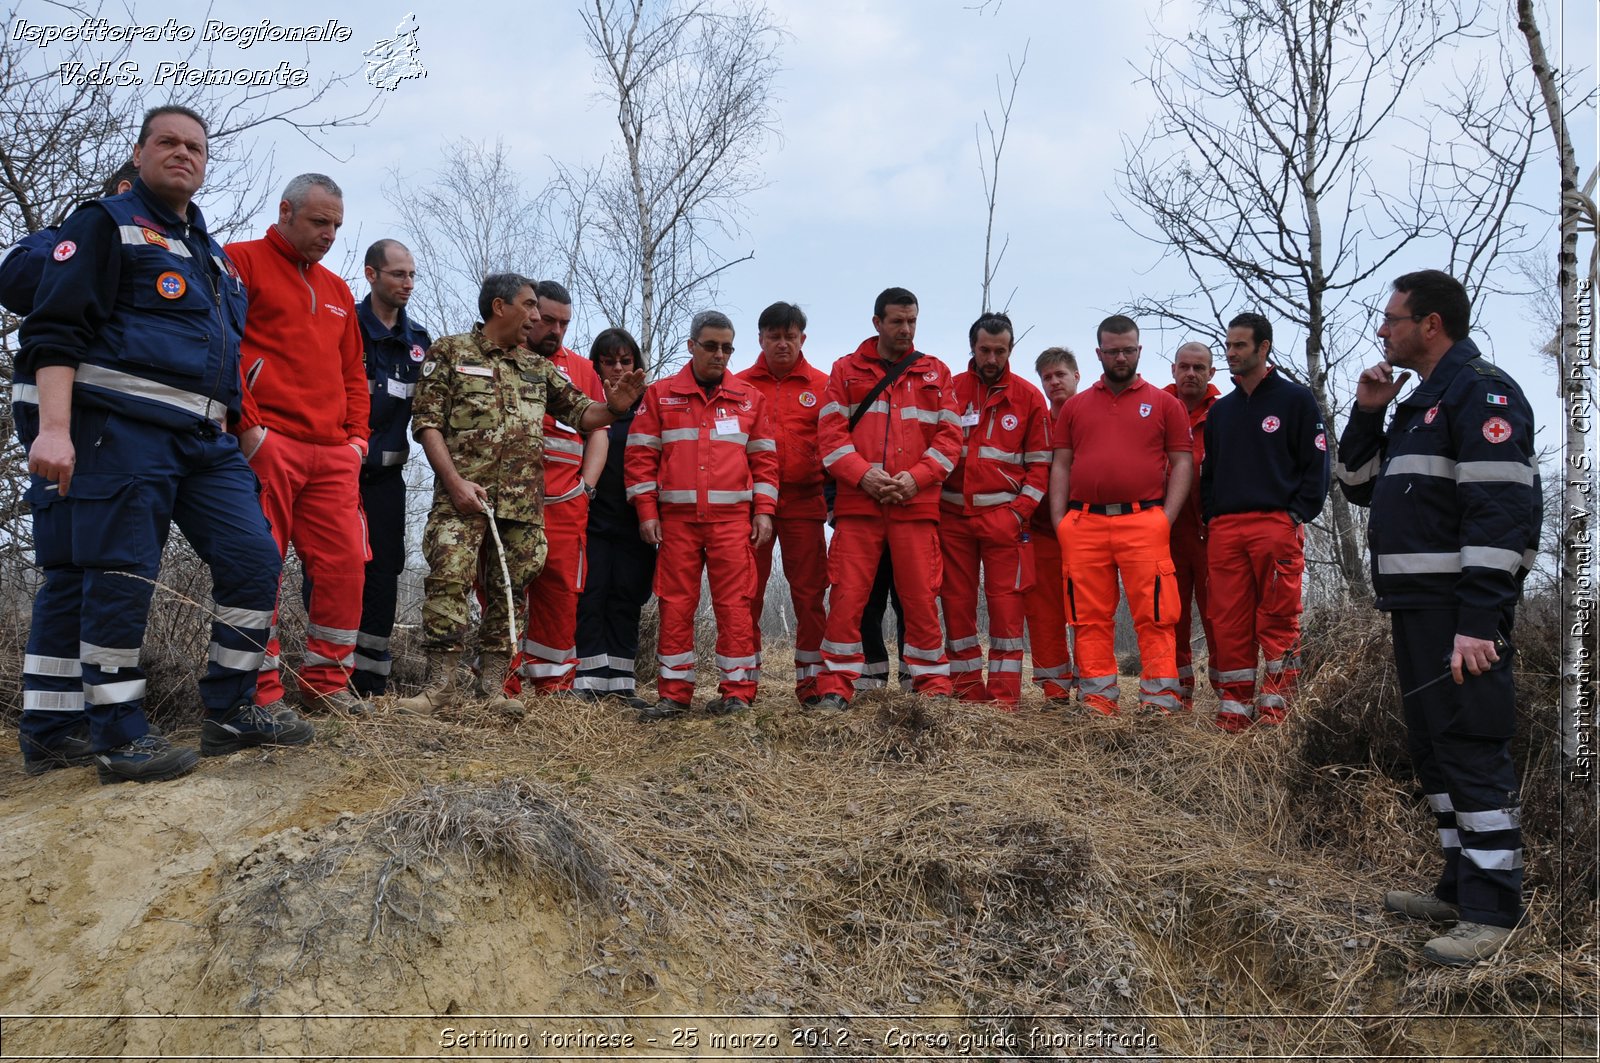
1152, 559, 1177, 625
1263, 553, 1305, 622
67, 474, 152, 569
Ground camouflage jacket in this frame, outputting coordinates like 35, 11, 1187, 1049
412, 327, 597, 524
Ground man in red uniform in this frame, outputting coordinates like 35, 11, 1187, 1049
514, 280, 607, 694
813, 287, 962, 709
1049, 315, 1192, 716
228, 173, 370, 717
736, 301, 830, 705
940, 313, 1051, 708
1025, 347, 1080, 706
1164, 341, 1220, 709
625, 310, 778, 718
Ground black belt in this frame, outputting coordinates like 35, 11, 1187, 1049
1069, 498, 1163, 516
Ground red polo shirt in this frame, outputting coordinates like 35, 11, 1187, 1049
1052, 375, 1190, 505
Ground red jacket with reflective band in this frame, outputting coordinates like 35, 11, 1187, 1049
625, 365, 779, 524
818, 338, 962, 521
542, 346, 605, 503
941, 367, 1051, 520
1162, 381, 1220, 537
736, 352, 829, 520
226, 226, 368, 446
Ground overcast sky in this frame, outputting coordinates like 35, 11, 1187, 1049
8, 0, 1596, 443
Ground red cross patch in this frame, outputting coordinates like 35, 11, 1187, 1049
798, 391, 817, 407
52, 240, 76, 262
410, 344, 425, 362
1001, 413, 1019, 431
922, 370, 939, 382
1482, 417, 1512, 444
1424, 405, 1439, 425
1261, 416, 1281, 433
1314, 432, 1326, 451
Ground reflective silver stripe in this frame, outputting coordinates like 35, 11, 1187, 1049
81, 642, 139, 668
1462, 546, 1526, 573
855, 400, 890, 417
949, 659, 984, 673
356, 631, 391, 651
577, 654, 609, 670
626, 433, 662, 449
925, 448, 955, 473
947, 635, 981, 652
822, 445, 855, 468
24, 654, 81, 677
901, 407, 941, 424
1523, 547, 1538, 570
522, 661, 574, 677
23, 690, 83, 711
12, 382, 39, 405
1438, 828, 1461, 849
972, 491, 1017, 506
1377, 552, 1461, 575
547, 484, 585, 505
903, 643, 944, 662
661, 428, 700, 443
856, 675, 886, 687
521, 639, 571, 662
1456, 807, 1521, 832
546, 436, 583, 455
940, 491, 964, 506
822, 640, 863, 656
714, 432, 751, 445
85, 678, 146, 705
793, 650, 822, 664
216, 605, 274, 629
659, 650, 696, 667
1462, 847, 1524, 871
574, 675, 636, 691
1024, 450, 1052, 463
307, 623, 359, 643
118, 225, 191, 256
75, 364, 227, 423
1021, 485, 1045, 502
262, 654, 281, 670
1385, 454, 1456, 479
825, 658, 862, 672
1142, 677, 1184, 695
1256, 693, 1287, 710
939, 409, 963, 425
990, 659, 1023, 674
660, 664, 696, 680
978, 446, 1024, 464
1032, 665, 1068, 680
1178, 664, 1195, 680
714, 653, 761, 671
381, 450, 407, 466
1215, 667, 1258, 683
707, 490, 752, 504
904, 661, 950, 677
1263, 655, 1301, 674
818, 401, 848, 419
1078, 674, 1118, 697
625, 481, 657, 499
746, 437, 776, 452
1218, 697, 1256, 719
754, 483, 779, 500
1427, 792, 1455, 813
990, 637, 1025, 652
353, 652, 393, 676
209, 643, 266, 672
1457, 460, 1536, 486
861, 660, 890, 675
1334, 455, 1380, 486
304, 650, 355, 668
660, 490, 698, 503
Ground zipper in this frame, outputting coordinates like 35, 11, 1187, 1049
299, 262, 317, 313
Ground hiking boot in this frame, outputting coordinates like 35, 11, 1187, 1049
396, 650, 461, 717
808, 694, 849, 712
299, 687, 374, 716
800, 695, 823, 709
1083, 694, 1121, 717
622, 694, 653, 711
639, 698, 689, 721
1384, 889, 1461, 925
477, 652, 527, 716
22, 722, 96, 776
95, 734, 200, 785
1041, 696, 1074, 712
1423, 921, 1514, 966
201, 701, 316, 757
705, 696, 750, 716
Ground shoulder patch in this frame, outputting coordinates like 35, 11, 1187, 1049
52, 240, 76, 262
1469, 358, 1502, 377
1487, 393, 1508, 407
421, 361, 437, 377
1482, 417, 1512, 444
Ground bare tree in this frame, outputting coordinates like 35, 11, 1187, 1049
1116, 0, 1545, 598
564, 0, 782, 373
1516, 0, 1599, 761
976, 43, 1027, 313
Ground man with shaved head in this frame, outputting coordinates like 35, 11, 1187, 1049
1165, 340, 1220, 709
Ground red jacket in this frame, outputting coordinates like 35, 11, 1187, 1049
736, 352, 829, 520
543, 346, 606, 503
819, 338, 962, 521
1162, 381, 1220, 538
227, 226, 368, 447
941, 366, 1051, 521
625, 365, 779, 524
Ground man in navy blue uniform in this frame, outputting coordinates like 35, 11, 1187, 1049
17, 105, 313, 783
1337, 269, 1540, 965
349, 239, 431, 696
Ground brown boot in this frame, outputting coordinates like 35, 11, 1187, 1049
478, 652, 526, 718
396, 650, 461, 717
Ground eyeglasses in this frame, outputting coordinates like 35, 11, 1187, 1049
1376, 312, 1425, 327
696, 340, 735, 355
1099, 346, 1140, 358
376, 269, 418, 281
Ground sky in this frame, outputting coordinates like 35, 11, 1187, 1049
6, 0, 1596, 446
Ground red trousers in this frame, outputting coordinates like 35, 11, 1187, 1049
1058, 505, 1180, 714
250, 432, 368, 702
655, 517, 759, 703
1169, 517, 1216, 707
518, 495, 588, 691
1024, 527, 1074, 698
1206, 512, 1305, 730
752, 515, 828, 699
940, 508, 1034, 705
818, 517, 952, 700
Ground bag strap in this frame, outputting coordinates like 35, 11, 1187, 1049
847, 349, 923, 432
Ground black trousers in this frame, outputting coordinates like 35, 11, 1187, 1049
859, 548, 906, 689
574, 532, 657, 697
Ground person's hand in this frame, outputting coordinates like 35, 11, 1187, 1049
604, 368, 648, 413
28, 428, 75, 496
448, 476, 488, 515
639, 518, 663, 545
890, 471, 918, 502
1451, 633, 1500, 684
751, 514, 773, 547
1355, 362, 1411, 413
859, 467, 897, 502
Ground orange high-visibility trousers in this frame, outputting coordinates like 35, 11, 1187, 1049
1206, 511, 1304, 730
654, 517, 760, 704
751, 516, 828, 700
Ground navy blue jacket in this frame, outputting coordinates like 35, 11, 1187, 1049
357, 295, 431, 471
1201, 366, 1330, 524
0, 228, 59, 317
1336, 339, 1541, 639
19, 178, 248, 433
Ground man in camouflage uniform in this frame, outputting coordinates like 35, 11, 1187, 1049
400, 273, 643, 715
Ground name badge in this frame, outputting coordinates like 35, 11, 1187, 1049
456, 365, 494, 377
386, 378, 414, 399
715, 417, 741, 434
960, 412, 980, 427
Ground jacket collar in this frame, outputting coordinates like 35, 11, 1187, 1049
128, 177, 205, 234
665, 361, 743, 399
1401, 338, 1481, 408
1092, 373, 1150, 395
749, 350, 816, 381
263, 223, 313, 266
851, 335, 928, 371
357, 294, 421, 341
1162, 380, 1220, 422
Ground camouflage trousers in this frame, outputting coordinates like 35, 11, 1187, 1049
420, 503, 548, 653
